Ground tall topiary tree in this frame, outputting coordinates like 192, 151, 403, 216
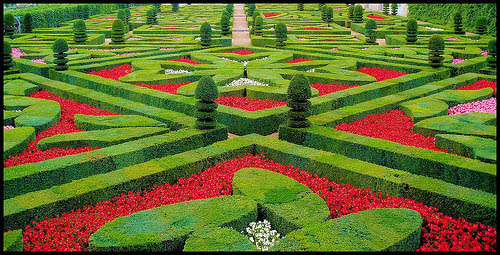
146, 9, 157, 25
476, 16, 487, 35
353, 5, 364, 23
125, 8, 132, 31
76, 5, 85, 19
220, 13, 231, 36
52, 39, 69, 71
194, 76, 219, 130
406, 18, 418, 44
348, 5, 355, 20
297, 3, 304, 11
251, 9, 261, 35
247, 3, 256, 16
428, 34, 445, 68
324, 6, 333, 27
4, 41, 13, 70
111, 19, 125, 43
287, 74, 312, 128
391, 3, 398, 15
153, 4, 161, 14
487, 39, 496, 69
383, 3, 390, 15
23, 13, 33, 33
172, 3, 179, 12
200, 22, 212, 47
73, 19, 87, 44
254, 16, 263, 36
453, 11, 464, 35
365, 19, 377, 44
275, 22, 287, 48
83, 5, 90, 19
320, 5, 328, 21
4, 13, 16, 39
117, 9, 129, 33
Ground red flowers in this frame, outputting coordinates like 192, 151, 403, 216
263, 13, 279, 18
456, 80, 496, 96
311, 83, 360, 96
334, 109, 446, 152
287, 58, 315, 64
134, 82, 191, 95
87, 64, 132, 81
300, 27, 328, 30
215, 96, 286, 111
226, 49, 254, 55
20, 153, 496, 251
321, 40, 337, 42
367, 15, 386, 19
167, 58, 207, 65
357, 66, 408, 81
161, 28, 178, 30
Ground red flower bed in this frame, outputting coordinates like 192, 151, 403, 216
300, 27, 328, 30
287, 58, 315, 64
226, 49, 254, 55
4, 91, 118, 168
215, 96, 286, 111
161, 28, 178, 30
311, 83, 360, 96
167, 58, 207, 65
134, 82, 191, 95
333, 109, 446, 152
456, 80, 496, 96
20, 153, 496, 251
367, 15, 386, 19
87, 64, 132, 81
357, 66, 408, 81
263, 13, 279, 17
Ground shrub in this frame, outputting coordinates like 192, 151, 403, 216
146, 9, 157, 25
318, 3, 325, 10
391, 3, 398, 15
275, 22, 287, 48
83, 5, 90, 19
324, 7, 333, 26
73, 19, 87, 44
4, 41, 13, 70
200, 22, 212, 47
287, 74, 311, 128
297, 3, 304, 11
254, 16, 264, 36
172, 3, 179, 12
487, 39, 496, 69
4, 13, 16, 39
476, 16, 487, 35
353, 5, 363, 23
76, 5, 85, 19
383, 3, 390, 15
111, 19, 125, 43
23, 13, 33, 33
247, 3, 256, 16
453, 11, 464, 34
153, 4, 161, 13
365, 19, 377, 44
220, 13, 231, 35
125, 8, 132, 31
428, 34, 445, 68
117, 9, 128, 33
320, 5, 328, 21
52, 39, 69, 71
348, 5, 355, 20
406, 18, 418, 44
226, 4, 234, 15
195, 76, 219, 130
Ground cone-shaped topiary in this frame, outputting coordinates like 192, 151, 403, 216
111, 19, 125, 43
200, 22, 212, 47
4, 41, 13, 70
22, 13, 33, 33
324, 6, 333, 26
487, 39, 496, 69
353, 5, 363, 23
254, 16, 263, 36
453, 11, 464, 35
275, 22, 287, 48
83, 5, 90, 19
194, 76, 219, 130
320, 5, 328, 21
117, 9, 129, 33
428, 34, 445, 68
287, 74, 312, 128
247, 3, 256, 16
365, 19, 377, 44
52, 39, 69, 71
125, 8, 132, 31
348, 5, 354, 20
73, 19, 87, 44
383, 3, 390, 15
220, 13, 231, 35
4, 13, 16, 39
172, 3, 179, 12
406, 18, 418, 44
297, 3, 304, 11
146, 9, 157, 25
391, 3, 398, 15
476, 16, 487, 35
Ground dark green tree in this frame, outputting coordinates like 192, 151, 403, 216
200, 22, 212, 47
125, 8, 132, 31
391, 3, 398, 15
4, 41, 13, 70
146, 9, 157, 25
297, 3, 304, 11
320, 5, 328, 21
117, 9, 129, 33
353, 5, 363, 23
476, 16, 487, 35
172, 3, 179, 12
365, 19, 377, 44
254, 16, 263, 36
275, 22, 287, 48
83, 5, 90, 19
428, 34, 445, 68
251, 9, 261, 35
154, 4, 161, 13
287, 74, 312, 128
52, 39, 69, 71
453, 11, 464, 35
383, 3, 390, 15
247, 3, 256, 16
76, 5, 85, 19
111, 19, 125, 43
23, 13, 33, 33
194, 76, 219, 130
487, 39, 496, 69
324, 6, 333, 27
406, 18, 418, 44
220, 13, 231, 35
225, 4, 233, 15
73, 19, 87, 44
4, 13, 16, 39
348, 5, 354, 20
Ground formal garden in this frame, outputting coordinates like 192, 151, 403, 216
2, 3, 497, 252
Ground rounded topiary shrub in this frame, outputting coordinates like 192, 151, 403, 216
111, 19, 125, 43
353, 5, 363, 23
4, 13, 16, 39
254, 16, 263, 36
365, 19, 377, 44
146, 9, 157, 25
428, 34, 445, 68
391, 3, 398, 15
220, 13, 231, 36
320, 5, 328, 21
200, 22, 212, 47
73, 19, 87, 44
4, 41, 13, 70
476, 16, 487, 35
117, 9, 129, 33
348, 5, 354, 20
406, 18, 418, 44
297, 3, 304, 11
52, 39, 69, 71
487, 39, 496, 69
383, 3, 390, 15
287, 74, 312, 128
23, 13, 33, 33
453, 11, 464, 35
194, 76, 219, 130
324, 6, 333, 26
275, 22, 287, 48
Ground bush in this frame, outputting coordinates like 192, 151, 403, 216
76, 5, 84, 19
318, 3, 325, 10
391, 3, 398, 15
111, 19, 125, 43
220, 13, 231, 35
320, 5, 328, 21
73, 19, 87, 44
52, 39, 69, 71
275, 22, 287, 48
383, 3, 390, 15
117, 9, 128, 33
83, 5, 90, 19
146, 9, 157, 25
172, 3, 179, 12
428, 34, 444, 68
4, 13, 16, 38
247, 3, 255, 16
4, 41, 13, 70
476, 16, 487, 35
324, 6, 333, 25
200, 22, 212, 47
153, 3, 161, 13
353, 5, 363, 23
453, 11, 464, 34
297, 3, 304, 11
125, 8, 132, 31
287, 74, 311, 128
406, 19, 418, 44
23, 13, 33, 33
487, 39, 496, 69
254, 15, 263, 36
348, 5, 354, 20
365, 19, 377, 44
226, 4, 234, 15
195, 76, 219, 130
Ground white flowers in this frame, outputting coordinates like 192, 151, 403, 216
424, 26, 443, 31
220, 57, 268, 67
223, 78, 269, 87
306, 68, 315, 72
165, 69, 191, 74
241, 219, 281, 251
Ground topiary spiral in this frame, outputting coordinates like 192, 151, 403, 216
487, 39, 496, 69
406, 18, 418, 44
275, 22, 288, 48
73, 19, 87, 44
428, 34, 445, 68
200, 22, 212, 47
52, 39, 69, 71
287, 74, 312, 128
353, 5, 364, 23
194, 76, 219, 130
365, 19, 377, 44
111, 19, 125, 43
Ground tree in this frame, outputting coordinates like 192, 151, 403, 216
254, 16, 263, 36
383, 3, 390, 15
83, 5, 90, 19
225, 4, 233, 15
76, 5, 85, 19
4, 13, 16, 39
487, 39, 496, 69
476, 16, 487, 35
251, 9, 261, 35
275, 22, 287, 48
353, 5, 363, 23
297, 3, 304, 11
324, 6, 333, 27
428, 34, 445, 68
4, 41, 13, 70
200, 22, 212, 47
320, 5, 328, 21
111, 19, 125, 43
194, 76, 219, 130
247, 3, 256, 16
52, 39, 69, 71
365, 19, 377, 44
117, 9, 129, 33
23, 13, 33, 33
146, 9, 157, 25
73, 19, 87, 44
287, 74, 312, 128
406, 18, 418, 44
348, 5, 355, 20
220, 13, 231, 35
125, 8, 132, 31
391, 3, 398, 15
452, 11, 464, 35
154, 4, 161, 13
172, 3, 179, 12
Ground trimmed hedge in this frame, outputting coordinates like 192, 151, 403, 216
3, 79, 39, 96
435, 134, 496, 164
3, 230, 23, 252
183, 227, 257, 252
3, 126, 36, 161
4, 95, 61, 133
74, 114, 168, 130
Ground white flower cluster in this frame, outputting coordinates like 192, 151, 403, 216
241, 220, 281, 251
223, 78, 269, 87
263, 27, 275, 31
165, 69, 191, 74
306, 68, 315, 72
221, 57, 268, 67
194, 37, 201, 40
424, 26, 443, 31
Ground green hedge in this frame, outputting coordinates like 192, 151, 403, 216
74, 114, 168, 130
4, 95, 61, 133
3, 126, 35, 161
3, 229, 23, 252
183, 227, 257, 252
435, 134, 496, 164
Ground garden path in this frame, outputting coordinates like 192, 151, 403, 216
232, 4, 252, 46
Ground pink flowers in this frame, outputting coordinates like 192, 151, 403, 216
172, 37, 184, 40
451, 58, 465, 65
448, 97, 496, 115
4, 125, 15, 130
367, 15, 386, 19
127, 37, 142, 40
162, 28, 178, 30
287, 58, 314, 64
226, 49, 254, 55
263, 13, 279, 17
330, 47, 338, 51
88, 48, 117, 51
159, 48, 174, 51
115, 53, 135, 56
31, 58, 46, 64
134, 82, 191, 94
11, 48, 27, 58
215, 96, 286, 111
481, 50, 488, 56
87, 64, 132, 81
322, 40, 337, 42
311, 83, 360, 96
297, 38, 309, 41
300, 27, 328, 30
456, 80, 496, 96
357, 67, 408, 81
448, 37, 460, 41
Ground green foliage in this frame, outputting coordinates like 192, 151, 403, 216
383, 3, 390, 15
320, 5, 328, 21
22, 13, 33, 33
287, 74, 311, 128
324, 6, 333, 25
172, 3, 179, 12
4, 13, 16, 38
391, 3, 398, 15
220, 13, 231, 35
73, 19, 86, 31
247, 3, 255, 16
83, 5, 90, 19
200, 22, 212, 47
117, 9, 129, 33
428, 34, 444, 68
111, 19, 125, 43
348, 5, 354, 20
275, 22, 287, 48
254, 15, 263, 36
73, 19, 87, 44
146, 9, 157, 25
194, 76, 218, 129
297, 3, 304, 11
476, 16, 488, 35
365, 19, 377, 44
406, 19, 418, 43
76, 5, 84, 19
195, 76, 219, 102
453, 12, 464, 34
52, 38, 69, 53
153, 3, 161, 13
4, 126, 36, 161
318, 3, 325, 10
4, 41, 13, 69
487, 39, 496, 68
52, 39, 69, 71
353, 5, 364, 23
225, 4, 233, 15
3, 229, 23, 251
365, 19, 377, 30
428, 34, 444, 51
